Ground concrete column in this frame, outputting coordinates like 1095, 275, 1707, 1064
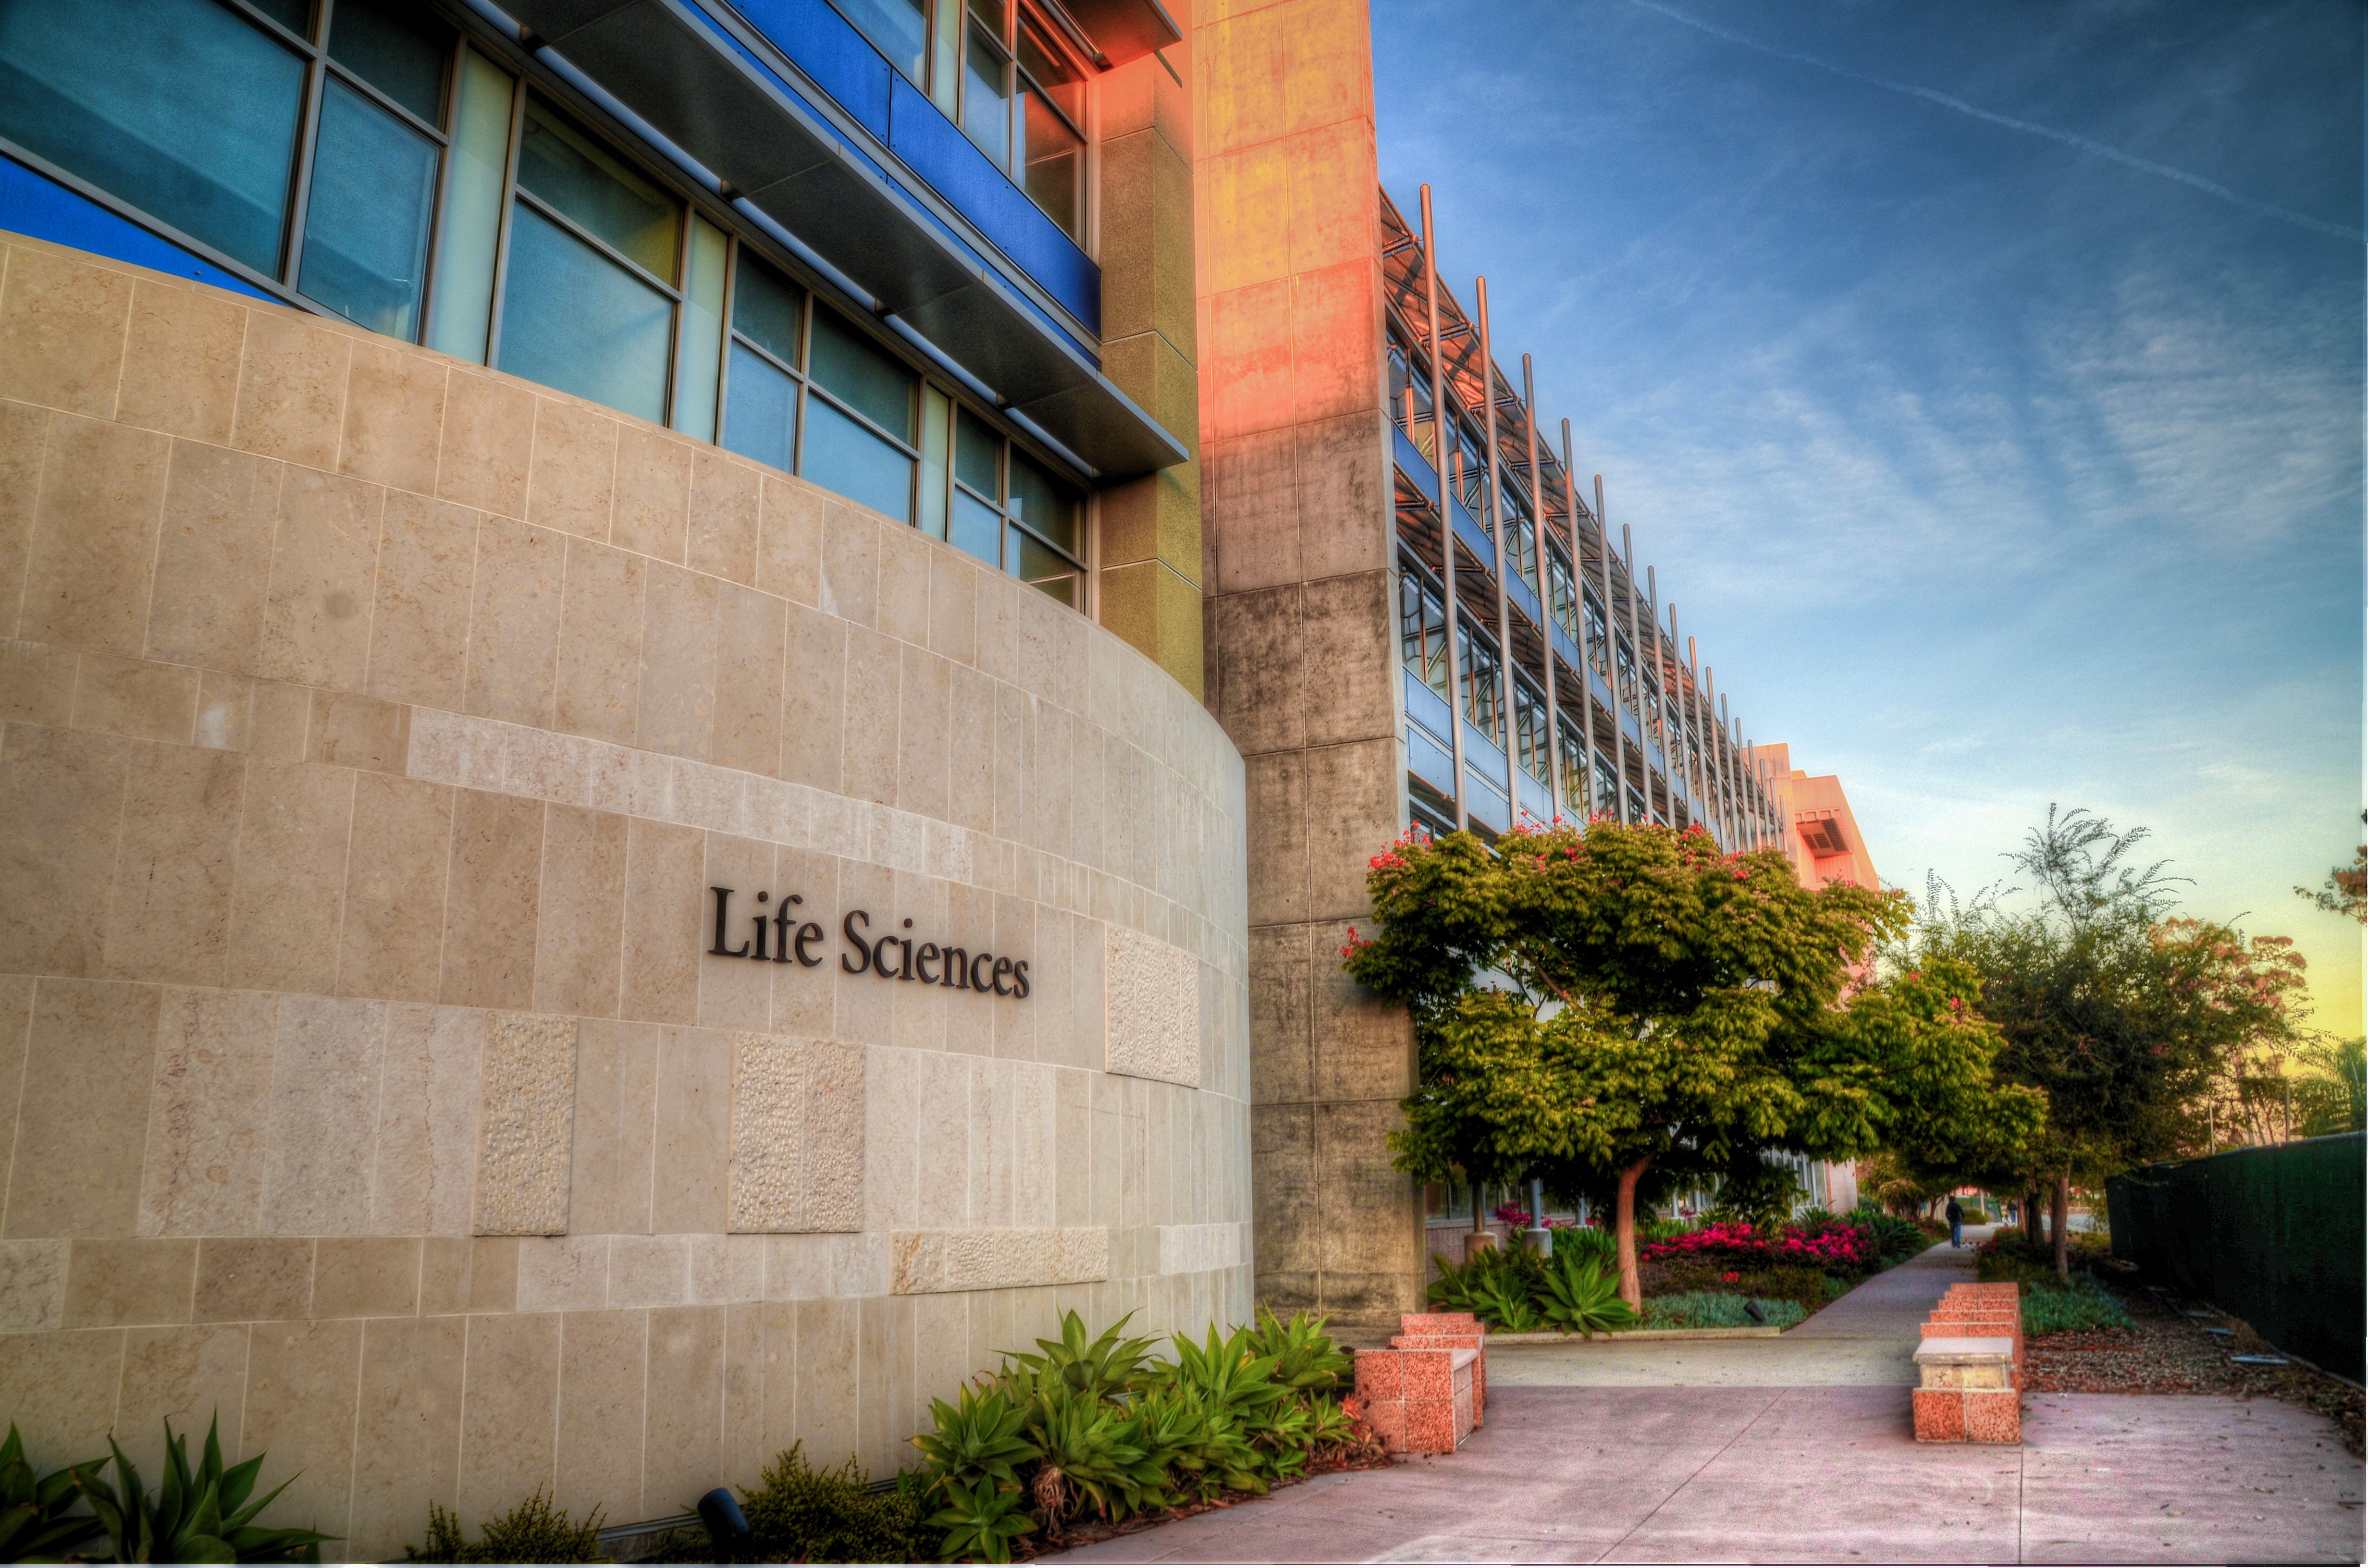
1192, 0, 1423, 1337
1098, 35, 1206, 698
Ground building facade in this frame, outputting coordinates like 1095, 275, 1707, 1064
0, 0, 1246, 1555
1193, 0, 1790, 1339
1, 0, 1822, 1546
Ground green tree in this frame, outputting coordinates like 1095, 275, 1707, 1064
2293, 811, 2366, 924
1912, 807, 2307, 1280
1343, 820, 2039, 1308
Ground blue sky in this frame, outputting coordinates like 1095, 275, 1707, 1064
1369, 0, 2365, 1033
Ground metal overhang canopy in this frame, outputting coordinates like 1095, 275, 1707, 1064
502, 0, 1189, 479
1055, 0, 1181, 67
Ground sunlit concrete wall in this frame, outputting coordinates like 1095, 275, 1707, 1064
1191, 0, 1422, 1337
0, 231, 1250, 1557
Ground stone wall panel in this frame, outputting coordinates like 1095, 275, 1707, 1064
472, 1012, 579, 1236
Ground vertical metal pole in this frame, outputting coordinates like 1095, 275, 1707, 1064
1621, 523, 1647, 823
1593, 475, 1627, 822
1418, 187, 1467, 833
1645, 564, 1662, 822
1562, 421, 1599, 823
1476, 278, 1516, 824
1526, 354, 1562, 825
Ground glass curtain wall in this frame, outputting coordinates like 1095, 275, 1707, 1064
1388, 330, 1435, 463
1501, 479, 1539, 597
1398, 567, 1451, 708
0, 0, 1089, 609
1583, 588, 1609, 679
1557, 720, 1590, 817
832, 0, 1088, 243
1457, 623, 1504, 747
1513, 677, 1550, 787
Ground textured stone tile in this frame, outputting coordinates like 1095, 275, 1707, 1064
515, 1235, 606, 1312
144, 442, 279, 675
72, 650, 196, 743
370, 1004, 483, 1236
535, 804, 629, 1018
437, 370, 534, 520
22, 413, 170, 659
526, 397, 617, 541
0, 402, 40, 642
688, 447, 760, 585
645, 1303, 725, 1515
337, 337, 444, 496
5, 977, 159, 1238
456, 1311, 558, 1522
651, 1026, 729, 1234
1104, 923, 1200, 1086
463, 515, 564, 727
335, 772, 450, 1003
232, 310, 349, 470
439, 789, 543, 1010
193, 1237, 312, 1323
473, 1011, 579, 1236
117, 280, 244, 443
226, 758, 352, 993
554, 539, 645, 746
887, 1226, 1108, 1294
754, 473, 821, 605
0, 1239, 69, 1332
139, 987, 277, 1237
618, 817, 702, 1026
61, 1237, 196, 1330
728, 1034, 864, 1233
711, 581, 785, 777
261, 467, 381, 690
555, 1309, 645, 1523
613, 424, 692, 564
112, 1322, 252, 1481
98, 741, 243, 985
311, 1237, 420, 1318
0, 244, 131, 418
259, 994, 385, 1236
346, 1316, 464, 1562
368, 493, 477, 710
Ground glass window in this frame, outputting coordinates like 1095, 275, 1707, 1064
952, 487, 1002, 567
1013, 527, 1076, 605
954, 407, 1001, 497
326, 0, 452, 124
962, 16, 1011, 167
1017, 17, 1083, 238
1507, 514, 1539, 594
498, 201, 673, 423
1399, 566, 1448, 704
516, 98, 678, 281
427, 49, 514, 363
919, 385, 951, 540
1558, 723, 1589, 814
810, 308, 914, 440
1596, 754, 1621, 820
834, 0, 927, 83
732, 250, 804, 368
1007, 449, 1076, 554
805, 395, 914, 522
0, 0, 306, 274
1459, 624, 1503, 744
1515, 678, 1549, 784
1548, 551, 1578, 642
723, 342, 797, 473
298, 78, 438, 338
673, 216, 728, 441
1583, 588, 1608, 676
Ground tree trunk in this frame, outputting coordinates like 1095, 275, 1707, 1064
2050, 1172, 2071, 1285
1615, 1157, 1652, 1311
2022, 1190, 2042, 1245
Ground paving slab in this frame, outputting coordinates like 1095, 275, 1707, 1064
1055, 1236, 2366, 1564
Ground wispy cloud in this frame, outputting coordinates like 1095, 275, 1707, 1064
1624, 0, 2368, 245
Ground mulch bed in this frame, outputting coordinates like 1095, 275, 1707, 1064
2024, 1273, 2364, 1456
1018, 1440, 1394, 1559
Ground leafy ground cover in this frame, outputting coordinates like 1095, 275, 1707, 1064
1640, 1292, 1808, 1330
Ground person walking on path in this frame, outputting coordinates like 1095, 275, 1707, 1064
1946, 1196, 1964, 1249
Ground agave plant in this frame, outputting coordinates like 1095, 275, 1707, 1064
924, 1476, 1032, 1564
1004, 1310, 1158, 1403
75, 1416, 334, 1564
1468, 1273, 1544, 1333
910, 1383, 1037, 1500
0, 1423, 105, 1561
1243, 1308, 1352, 1395
1129, 1384, 1260, 1500
1535, 1247, 1638, 1337
1017, 1382, 1169, 1526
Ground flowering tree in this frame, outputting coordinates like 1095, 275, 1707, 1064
1343, 818, 2040, 1309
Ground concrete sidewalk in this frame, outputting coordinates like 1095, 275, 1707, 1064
1058, 1239, 2367, 1564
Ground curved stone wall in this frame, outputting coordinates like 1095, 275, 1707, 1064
0, 233, 1250, 1556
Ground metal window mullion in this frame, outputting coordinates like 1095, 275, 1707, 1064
1007, 513, 1084, 573
321, 56, 454, 144
482, 78, 529, 369
1591, 476, 1628, 822
1560, 419, 1598, 822
791, 291, 814, 475
280, 4, 334, 288
807, 382, 920, 460
714, 235, 740, 440
1476, 280, 1515, 797
1418, 188, 1466, 833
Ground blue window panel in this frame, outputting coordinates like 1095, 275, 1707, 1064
1403, 667, 1454, 749
299, 79, 438, 339
1406, 723, 1455, 801
1587, 664, 1617, 715
1464, 771, 1511, 835
884, 75, 1097, 334
1392, 422, 1437, 496
950, 488, 1001, 566
805, 395, 914, 522
0, 153, 272, 301
1462, 721, 1508, 785
0, 0, 303, 275
1506, 569, 1543, 628
1517, 770, 1556, 828
722, 343, 798, 473
731, 0, 895, 140
1450, 498, 1493, 578
498, 203, 673, 425
1619, 705, 1643, 749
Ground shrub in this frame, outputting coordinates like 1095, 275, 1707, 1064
0, 1423, 105, 1561
79, 1415, 333, 1564
1974, 1228, 2112, 1287
1845, 1208, 1931, 1264
407, 1494, 605, 1563
1955, 1205, 1989, 1224
1639, 1292, 1807, 1330
2023, 1277, 2135, 1334
737, 1446, 928, 1564
1641, 1220, 1878, 1273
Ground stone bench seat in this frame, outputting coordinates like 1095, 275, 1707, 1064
1912, 1335, 2019, 1444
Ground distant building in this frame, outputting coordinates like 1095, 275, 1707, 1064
1751, 743, 1882, 893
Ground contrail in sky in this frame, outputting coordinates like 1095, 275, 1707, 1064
1626, 0, 2367, 246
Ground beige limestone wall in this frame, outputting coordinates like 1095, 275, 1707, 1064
0, 232, 1251, 1558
